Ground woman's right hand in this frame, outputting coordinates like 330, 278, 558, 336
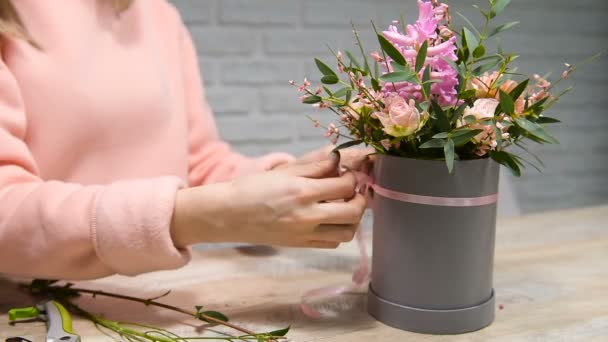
171, 153, 367, 249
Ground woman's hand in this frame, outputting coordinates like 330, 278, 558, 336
171, 153, 367, 249
278, 144, 374, 172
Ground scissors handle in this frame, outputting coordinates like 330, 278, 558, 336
44, 301, 81, 342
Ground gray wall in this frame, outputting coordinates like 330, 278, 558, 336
171, 0, 608, 214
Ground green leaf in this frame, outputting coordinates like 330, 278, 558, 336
431, 100, 450, 132
392, 62, 409, 72
494, 125, 503, 148
452, 129, 482, 147
315, 58, 337, 77
333, 140, 363, 151
451, 102, 468, 125
464, 115, 477, 124
267, 326, 291, 337
444, 139, 455, 173
490, 150, 521, 177
489, 21, 520, 37
422, 66, 432, 101
498, 89, 515, 114
458, 89, 477, 100
514, 118, 559, 144
463, 27, 479, 53
201, 311, 229, 323
536, 116, 561, 124
473, 58, 501, 75
333, 87, 351, 98
491, 0, 511, 18
321, 75, 339, 84
420, 139, 445, 149
433, 132, 449, 139
371, 78, 381, 92
302, 95, 322, 104
379, 71, 417, 83
473, 45, 486, 59
345, 50, 363, 70
377, 34, 407, 66
416, 41, 428, 73
345, 89, 352, 103
456, 12, 481, 37
508, 79, 529, 101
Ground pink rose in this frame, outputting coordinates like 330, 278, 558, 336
374, 95, 427, 137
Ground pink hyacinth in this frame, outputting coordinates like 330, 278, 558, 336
381, 0, 459, 107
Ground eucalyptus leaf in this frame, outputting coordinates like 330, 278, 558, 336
371, 77, 381, 92
490, 150, 521, 177
498, 90, 515, 114
379, 71, 417, 83
514, 118, 559, 144
535, 116, 561, 124
333, 140, 363, 151
456, 12, 481, 36
345, 50, 363, 70
451, 102, 468, 125
433, 132, 449, 139
315, 58, 337, 77
473, 45, 486, 59
489, 21, 519, 37
508, 79, 529, 101
416, 41, 428, 72
431, 99, 450, 132
458, 89, 477, 100
377, 34, 407, 66
422, 66, 432, 101
200, 311, 229, 323
267, 326, 291, 337
333, 87, 351, 98
491, 0, 512, 18
321, 75, 339, 84
452, 129, 482, 147
302, 95, 322, 104
444, 139, 455, 173
420, 139, 445, 149
463, 27, 479, 53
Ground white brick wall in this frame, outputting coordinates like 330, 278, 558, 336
170, 0, 608, 214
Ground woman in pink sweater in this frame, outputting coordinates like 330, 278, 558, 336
0, 0, 367, 280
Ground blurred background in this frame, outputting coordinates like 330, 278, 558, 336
170, 0, 608, 215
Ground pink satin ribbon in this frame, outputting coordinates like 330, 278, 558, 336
299, 171, 498, 318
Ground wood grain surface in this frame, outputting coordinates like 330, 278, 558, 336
1, 206, 607, 341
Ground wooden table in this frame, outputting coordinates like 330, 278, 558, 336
2, 206, 607, 341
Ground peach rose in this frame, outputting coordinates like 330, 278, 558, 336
373, 95, 427, 137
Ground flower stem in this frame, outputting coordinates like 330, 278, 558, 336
67, 287, 257, 337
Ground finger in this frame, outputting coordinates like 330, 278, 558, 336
308, 224, 358, 243
316, 193, 367, 225
306, 171, 357, 202
281, 151, 340, 179
275, 239, 340, 249
297, 145, 335, 164
339, 148, 375, 171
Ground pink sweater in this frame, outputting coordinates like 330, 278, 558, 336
0, 0, 292, 280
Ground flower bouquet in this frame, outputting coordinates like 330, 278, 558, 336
293, 0, 594, 335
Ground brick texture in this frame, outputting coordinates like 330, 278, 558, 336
170, 0, 608, 214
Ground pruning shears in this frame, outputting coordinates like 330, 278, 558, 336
7, 300, 81, 342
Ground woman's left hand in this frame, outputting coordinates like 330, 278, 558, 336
277, 145, 374, 173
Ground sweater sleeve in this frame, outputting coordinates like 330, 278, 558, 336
0, 60, 190, 280
178, 24, 294, 186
